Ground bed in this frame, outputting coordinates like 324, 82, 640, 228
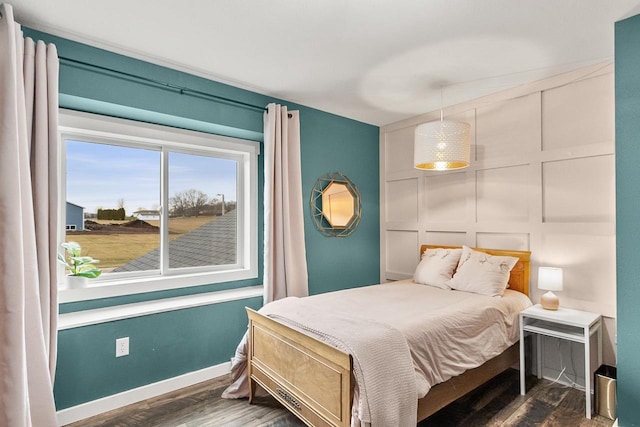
245, 245, 531, 426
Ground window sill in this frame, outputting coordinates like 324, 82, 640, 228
58, 285, 263, 330
58, 267, 258, 303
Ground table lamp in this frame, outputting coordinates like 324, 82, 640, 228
538, 266, 563, 310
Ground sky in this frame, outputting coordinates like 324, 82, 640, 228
66, 140, 237, 214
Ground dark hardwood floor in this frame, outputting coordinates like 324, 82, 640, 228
67, 369, 615, 427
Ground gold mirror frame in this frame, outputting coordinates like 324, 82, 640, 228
310, 172, 361, 237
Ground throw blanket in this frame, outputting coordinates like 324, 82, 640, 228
223, 296, 418, 427
263, 297, 418, 427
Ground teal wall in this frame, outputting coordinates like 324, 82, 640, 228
301, 112, 381, 295
616, 13, 640, 426
55, 297, 263, 409
24, 29, 379, 409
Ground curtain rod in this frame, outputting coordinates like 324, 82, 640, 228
58, 56, 268, 113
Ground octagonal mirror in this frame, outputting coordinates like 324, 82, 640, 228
321, 181, 355, 228
311, 172, 361, 237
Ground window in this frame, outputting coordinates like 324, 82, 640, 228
59, 110, 258, 302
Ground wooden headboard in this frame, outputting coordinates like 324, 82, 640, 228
421, 245, 531, 296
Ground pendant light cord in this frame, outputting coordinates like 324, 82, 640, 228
440, 85, 444, 122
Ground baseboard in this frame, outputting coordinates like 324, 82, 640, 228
56, 361, 231, 426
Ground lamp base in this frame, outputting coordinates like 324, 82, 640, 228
540, 291, 559, 310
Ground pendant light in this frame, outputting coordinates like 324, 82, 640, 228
414, 86, 471, 171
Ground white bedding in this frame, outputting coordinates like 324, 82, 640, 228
223, 279, 532, 425
299, 279, 532, 398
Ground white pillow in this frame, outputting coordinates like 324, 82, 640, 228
413, 248, 462, 289
450, 246, 518, 297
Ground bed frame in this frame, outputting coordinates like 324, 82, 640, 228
247, 245, 531, 427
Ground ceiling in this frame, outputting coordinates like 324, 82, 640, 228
11, 0, 640, 126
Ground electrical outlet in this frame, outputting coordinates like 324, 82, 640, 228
116, 337, 129, 357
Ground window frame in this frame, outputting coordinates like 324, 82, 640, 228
58, 110, 259, 303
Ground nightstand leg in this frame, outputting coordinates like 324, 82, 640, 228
536, 334, 542, 379
598, 322, 603, 367
584, 328, 591, 419
520, 318, 525, 395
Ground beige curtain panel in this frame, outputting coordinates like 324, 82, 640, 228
0, 3, 59, 426
263, 103, 309, 303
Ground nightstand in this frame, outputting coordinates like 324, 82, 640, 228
519, 304, 602, 419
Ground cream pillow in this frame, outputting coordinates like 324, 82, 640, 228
413, 248, 462, 289
450, 246, 518, 297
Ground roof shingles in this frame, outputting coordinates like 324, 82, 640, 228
113, 211, 236, 273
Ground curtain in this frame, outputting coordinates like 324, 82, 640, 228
0, 3, 59, 426
263, 103, 308, 303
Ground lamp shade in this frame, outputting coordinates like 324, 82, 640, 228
538, 266, 563, 292
414, 120, 471, 171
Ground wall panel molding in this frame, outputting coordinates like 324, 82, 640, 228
380, 64, 616, 367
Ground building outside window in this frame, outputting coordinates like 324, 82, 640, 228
65, 201, 84, 231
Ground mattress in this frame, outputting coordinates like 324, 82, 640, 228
283, 279, 532, 398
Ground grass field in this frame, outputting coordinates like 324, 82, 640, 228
93, 216, 213, 235
68, 234, 160, 269
67, 216, 216, 270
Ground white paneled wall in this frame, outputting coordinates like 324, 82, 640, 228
380, 64, 616, 372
